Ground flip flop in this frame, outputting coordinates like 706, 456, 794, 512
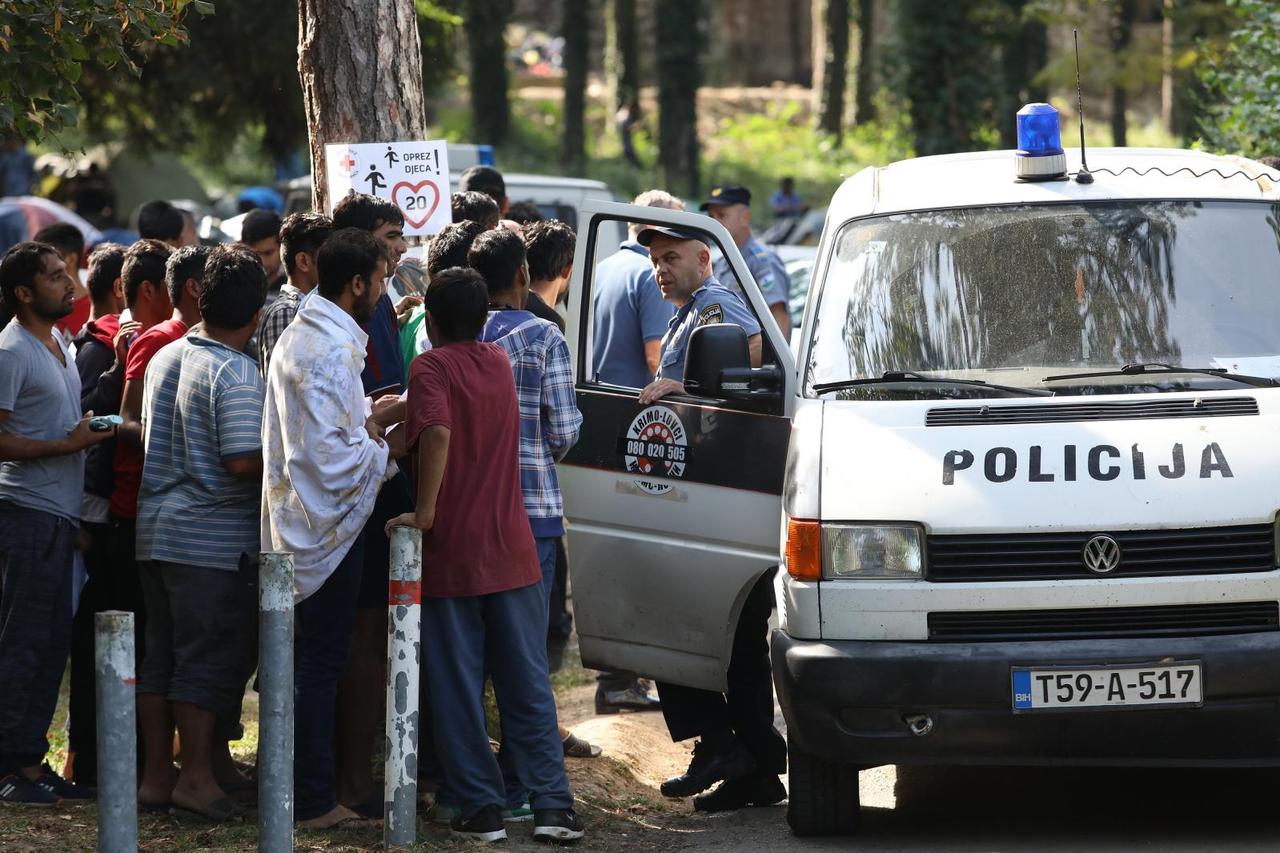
297, 812, 369, 831
170, 796, 244, 824
562, 731, 602, 759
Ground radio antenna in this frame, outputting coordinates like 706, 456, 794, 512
1073, 29, 1094, 184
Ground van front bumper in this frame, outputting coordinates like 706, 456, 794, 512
771, 630, 1280, 767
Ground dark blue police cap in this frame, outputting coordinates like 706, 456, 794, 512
699, 184, 751, 210
635, 224, 709, 247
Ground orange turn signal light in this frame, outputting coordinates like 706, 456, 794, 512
785, 518, 822, 581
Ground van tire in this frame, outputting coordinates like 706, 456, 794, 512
786, 743, 861, 837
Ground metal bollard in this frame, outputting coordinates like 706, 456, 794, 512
258, 552, 295, 852
384, 527, 423, 849
95, 611, 137, 853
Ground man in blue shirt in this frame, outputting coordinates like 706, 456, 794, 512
638, 226, 762, 405
702, 185, 792, 337
591, 190, 683, 388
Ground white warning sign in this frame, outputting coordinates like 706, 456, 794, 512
324, 140, 452, 237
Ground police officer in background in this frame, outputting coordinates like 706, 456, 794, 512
633, 224, 785, 812
701, 185, 792, 338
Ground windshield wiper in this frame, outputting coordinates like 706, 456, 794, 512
1044, 363, 1278, 389
813, 371, 1052, 397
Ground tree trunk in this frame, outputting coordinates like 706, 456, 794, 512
466, 0, 512, 147
1160, 0, 1174, 134
1109, 0, 1135, 147
655, 0, 701, 197
816, 0, 850, 141
853, 0, 876, 125
997, 0, 1048, 149
561, 0, 589, 173
298, 0, 427, 212
606, 0, 640, 113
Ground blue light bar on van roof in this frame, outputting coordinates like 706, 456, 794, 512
1014, 103, 1067, 181
477, 144, 496, 166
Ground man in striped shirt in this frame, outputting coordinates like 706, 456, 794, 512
134, 246, 267, 822
256, 212, 333, 376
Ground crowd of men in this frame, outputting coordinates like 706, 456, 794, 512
0, 164, 792, 843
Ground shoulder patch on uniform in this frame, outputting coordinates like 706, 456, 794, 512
697, 304, 724, 325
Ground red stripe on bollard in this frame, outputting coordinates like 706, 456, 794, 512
388, 580, 421, 606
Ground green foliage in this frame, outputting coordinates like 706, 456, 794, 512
0, 0, 207, 141
417, 0, 463, 97
1196, 0, 1280, 157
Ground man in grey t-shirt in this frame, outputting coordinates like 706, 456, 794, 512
0, 242, 113, 806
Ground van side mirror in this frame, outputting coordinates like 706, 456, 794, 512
684, 324, 782, 404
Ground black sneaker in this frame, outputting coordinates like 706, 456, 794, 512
693, 772, 786, 812
659, 737, 756, 798
451, 805, 508, 843
594, 679, 661, 715
34, 764, 93, 801
0, 773, 59, 807
533, 808, 585, 843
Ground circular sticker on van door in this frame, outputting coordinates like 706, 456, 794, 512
619, 406, 688, 495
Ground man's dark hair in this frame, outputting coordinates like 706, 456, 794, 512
122, 239, 173, 307
505, 201, 543, 225
242, 208, 283, 245
423, 267, 489, 342
427, 220, 484, 277
1259, 155, 1280, 172
523, 219, 576, 282
32, 223, 84, 261
280, 212, 334, 275
459, 165, 506, 207
200, 245, 267, 330
0, 242, 59, 316
467, 227, 525, 297
86, 242, 127, 304
332, 191, 404, 232
137, 200, 185, 242
317, 227, 389, 301
451, 191, 500, 229
165, 245, 211, 306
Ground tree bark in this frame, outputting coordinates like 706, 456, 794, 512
466, 0, 512, 148
997, 0, 1047, 149
816, 0, 850, 141
561, 0, 589, 173
298, 0, 427, 212
1109, 0, 1135, 147
655, 0, 701, 197
853, 0, 875, 125
1160, 0, 1174, 134
606, 0, 640, 113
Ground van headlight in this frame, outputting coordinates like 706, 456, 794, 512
823, 524, 924, 579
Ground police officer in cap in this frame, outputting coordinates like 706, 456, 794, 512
638, 225, 761, 405
633, 224, 786, 813
701, 185, 792, 337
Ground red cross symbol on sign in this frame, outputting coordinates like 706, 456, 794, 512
339, 151, 358, 177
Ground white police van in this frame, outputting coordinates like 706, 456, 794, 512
560, 105, 1280, 837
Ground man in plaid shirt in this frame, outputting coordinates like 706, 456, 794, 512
469, 228, 600, 776
256, 213, 333, 377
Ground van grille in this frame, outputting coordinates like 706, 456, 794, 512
925, 396, 1258, 427
927, 602, 1280, 642
927, 523, 1275, 582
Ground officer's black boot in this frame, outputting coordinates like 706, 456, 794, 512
659, 732, 755, 798
692, 771, 786, 812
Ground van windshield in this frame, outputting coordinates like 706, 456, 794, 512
805, 200, 1280, 397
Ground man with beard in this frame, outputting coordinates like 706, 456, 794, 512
0, 242, 113, 805
260, 228, 396, 829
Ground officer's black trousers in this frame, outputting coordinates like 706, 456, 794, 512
655, 569, 787, 775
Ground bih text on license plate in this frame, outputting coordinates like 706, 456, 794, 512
1011, 662, 1202, 711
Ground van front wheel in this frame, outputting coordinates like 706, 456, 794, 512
785, 742, 861, 836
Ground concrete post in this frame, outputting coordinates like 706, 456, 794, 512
258, 552, 295, 852
95, 611, 136, 853
384, 527, 423, 849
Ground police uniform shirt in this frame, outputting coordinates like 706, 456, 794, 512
713, 234, 790, 308
655, 277, 762, 384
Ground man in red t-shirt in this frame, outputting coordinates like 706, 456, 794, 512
387, 267, 583, 845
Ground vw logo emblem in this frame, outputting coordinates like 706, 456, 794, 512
1082, 535, 1122, 575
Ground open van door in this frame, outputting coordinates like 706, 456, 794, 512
561, 201, 796, 692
